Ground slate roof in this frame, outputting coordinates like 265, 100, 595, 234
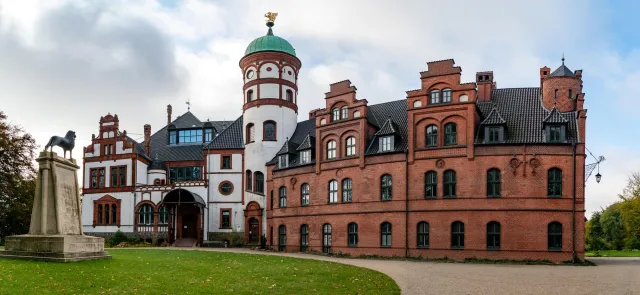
148, 112, 233, 164
374, 118, 399, 136
276, 139, 300, 155
480, 107, 506, 125
549, 64, 575, 77
543, 107, 569, 123
125, 136, 152, 161
365, 99, 408, 155
296, 133, 315, 151
204, 116, 244, 149
268, 119, 316, 168
475, 87, 579, 144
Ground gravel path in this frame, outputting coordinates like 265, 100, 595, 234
148, 247, 640, 295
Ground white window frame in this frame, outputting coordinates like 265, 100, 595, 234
327, 140, 337, 159
300, 150, 311, 164
279, 154, 288, 168
379, 136, 393, 152
346, 137, 356, 157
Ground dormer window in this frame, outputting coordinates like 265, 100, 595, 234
300, 150, 311, 164
429, 90, 440, 104
205, 128, 213, 142
179, 129, 202, 144
486, 126, 502, 143
379, 136, 393, 152
169, 130, 177, 145
547, 125, 566, 143
278, 154, 288, 169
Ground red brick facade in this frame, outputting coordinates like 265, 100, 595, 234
266, 59, 587, 263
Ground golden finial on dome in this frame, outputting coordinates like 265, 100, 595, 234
265, 12, 278, 24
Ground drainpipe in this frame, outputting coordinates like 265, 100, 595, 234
206, 145, 211, 242
572, 142, 577, 263
405, 150, 409, 258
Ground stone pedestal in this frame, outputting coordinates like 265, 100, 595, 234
0, 152, 111, 262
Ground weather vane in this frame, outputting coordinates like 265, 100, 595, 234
186, 97, 191, 111
265, 12, 278, 23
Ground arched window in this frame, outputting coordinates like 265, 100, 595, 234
300, 224, 309, 252
138, 204, 153, 225
326, 140, 337, 159
487, 168, 501, 197
247, 90, 254, 102
301, 183, 310, 206
424, 171, 437, 199
322, 224, 332, 253
442, 88, 452, 103
278, 225, 287, 251
444, 170, 456, 198
263, 121, 276, 141
444, 123, 457, 145
97, 204, 103, 225
548, 222, 562, 251
451, 221, 464, 249
426, 125, 438, 147
158, 206, 168, 224
348, 223, 358, 247
111, 204, 117, 225
254, 172, 264, 193
381, 222, 392, 247
286, 89, 293, 102
430, 90, 440, 104
328, 180, 338, 203
381, 174, 392, 200
345, 136, 356, 157
279, 186, 287, 208
246, 123, 255, 143
342, 178, 352, 202
548, 168, 562, 197
246, 170, 252, 191
341, 107, 348, 119
487, 221, 501, 250
332, 108, 340, 121
417, 222, 429, 248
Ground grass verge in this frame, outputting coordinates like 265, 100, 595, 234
586, 250, 640, 257
0, 249, 400, 295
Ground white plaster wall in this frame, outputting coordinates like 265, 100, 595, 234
208, 203, 245, 233
84, 143, 100, 157
245, 85, 257, 103
82, 191, 135, 233
116, 141, 133, 154
136, 160, 147, 185
244, 66, 258, 83
282, 85, 296, 103
207, 154, 243, 173
147, 169, 166, 184
259, 84, 279, 99
259, 62, 279, 78
208, 173, 242, 202
83, 159, 133, 188
282, 65, 296, 83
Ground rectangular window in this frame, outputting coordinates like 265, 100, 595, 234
221, 156, 232, 169
178, 129, 203, 144
278, 155, 288, 168
221, 209, 231, 228
442, 90, 452, 103
341, 107, 348, 120
430, 91, 440, 104
110, 166, 127, 187
379, 136, 392, 152
328, 181, 338, 203
301, 184, 310, 206
300, 150, 311, 164
169, 166, 201, 182
169, 131, 177, 145
487, 126, 501, 143
205, 129, 213, 142
549, 125, 562, 142
90, 168, 106, 188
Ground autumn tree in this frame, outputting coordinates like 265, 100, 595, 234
0, 111, 37, 244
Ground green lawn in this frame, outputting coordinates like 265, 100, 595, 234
586, 250, 640, 257
0, 249, 400, 294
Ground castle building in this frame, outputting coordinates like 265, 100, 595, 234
81, 16, 587, 262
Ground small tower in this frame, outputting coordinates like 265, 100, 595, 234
540, 56, 583, 112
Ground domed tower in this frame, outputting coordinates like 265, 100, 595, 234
240, 13, 301, 201
540, 57, 583, 112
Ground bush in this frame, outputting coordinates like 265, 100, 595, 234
106, 230, 138, 248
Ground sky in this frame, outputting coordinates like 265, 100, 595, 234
1, 0, 639, 216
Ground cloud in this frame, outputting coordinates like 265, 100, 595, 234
0, 0, 638, 215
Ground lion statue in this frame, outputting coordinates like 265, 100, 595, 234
44, 130, 76, 159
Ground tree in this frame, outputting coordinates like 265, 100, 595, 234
600, 203, 626, 250
0, 111, 37, 244
585, 211, 604, 251
618, 174, 640, 250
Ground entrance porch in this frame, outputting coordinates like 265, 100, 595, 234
159, 188, 206, 247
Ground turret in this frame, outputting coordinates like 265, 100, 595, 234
541, 57, 583, 112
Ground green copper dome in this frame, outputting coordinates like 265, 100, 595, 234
244, 24, 296, 57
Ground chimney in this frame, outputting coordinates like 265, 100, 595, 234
144, 124, 151, 156
540, 66, 550, 90
167, 104, 172, 125
476, 71, 494, 102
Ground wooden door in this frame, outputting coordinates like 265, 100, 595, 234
182, 214, 197, 239
248, 218, 259, 243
